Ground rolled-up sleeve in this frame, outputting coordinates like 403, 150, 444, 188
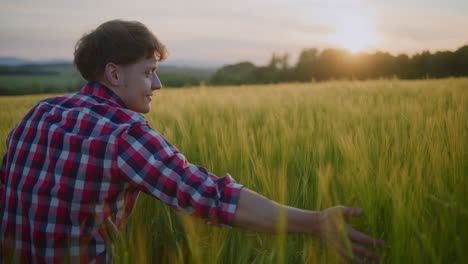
116, 124, 243, 227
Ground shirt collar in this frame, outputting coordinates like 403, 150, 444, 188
79, 82, 127, 108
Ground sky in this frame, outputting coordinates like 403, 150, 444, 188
0, 0, 467, 67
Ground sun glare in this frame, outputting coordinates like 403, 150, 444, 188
326, 11, 380, 53
328, 27, 379, 53
294, 5, 381, 54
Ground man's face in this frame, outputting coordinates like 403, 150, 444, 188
118, 57, 162, 113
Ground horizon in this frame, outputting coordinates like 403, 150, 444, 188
1, 0, 467, 67
2, 43, 467, 69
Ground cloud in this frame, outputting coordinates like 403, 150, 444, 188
1, 0, 467, 64
375, 3, 468, 54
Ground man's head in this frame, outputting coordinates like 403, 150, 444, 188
74, 20, 167, 113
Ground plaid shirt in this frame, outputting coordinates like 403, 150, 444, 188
0, 82, 243, 263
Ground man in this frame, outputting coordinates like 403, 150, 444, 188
0, 20, 385, 263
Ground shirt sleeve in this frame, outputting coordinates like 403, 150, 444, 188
116, 124, 243, 227
0, 154, 6, 213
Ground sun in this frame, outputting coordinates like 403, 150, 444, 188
326, 13, 380, 53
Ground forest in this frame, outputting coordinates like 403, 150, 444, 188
1, 44, 467, 95
211, 45, 468, 85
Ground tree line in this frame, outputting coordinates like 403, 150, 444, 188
211, 45, 468, 85
1, 45, 467, 95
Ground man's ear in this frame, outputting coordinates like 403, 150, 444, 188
104, 62, 121, 86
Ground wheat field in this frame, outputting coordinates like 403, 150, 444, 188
0, 78, 466, 263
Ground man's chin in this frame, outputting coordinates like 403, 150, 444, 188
141, 107, 151, 114
129, 106, 150, 114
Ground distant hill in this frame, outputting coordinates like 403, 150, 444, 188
0, 59, 218, 95
0, 57, 35, 66
0, 57, 71, 66
0, 57, 216, 78
0, 57, 217, 75
162, 59, 224, 68
0, 56, 223, 68
158, 65, 216, 79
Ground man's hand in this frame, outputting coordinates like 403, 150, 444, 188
233, 188, 386, 263
316, 206, 385, 263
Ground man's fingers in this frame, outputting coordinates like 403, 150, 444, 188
347, 225, 386, 248
352, 242, 380, 261
324, 206, 386, 263
335, 244, 366, 264
340, 206, 363, 217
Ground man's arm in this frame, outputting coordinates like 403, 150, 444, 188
233, 188, 385, 264
117, 124, 243, 226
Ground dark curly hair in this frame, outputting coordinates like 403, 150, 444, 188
73, 19, 168, 82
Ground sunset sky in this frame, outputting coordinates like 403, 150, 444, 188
1, 0, 467, 66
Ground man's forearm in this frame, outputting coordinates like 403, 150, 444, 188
232, 188, 321, 235
231, 187, 385, 264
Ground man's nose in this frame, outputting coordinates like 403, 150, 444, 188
152, 73, 162, 90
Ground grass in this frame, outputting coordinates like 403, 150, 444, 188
0, 78, 466, 263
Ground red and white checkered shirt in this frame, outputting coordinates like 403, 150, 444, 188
0, 82, 243, 263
